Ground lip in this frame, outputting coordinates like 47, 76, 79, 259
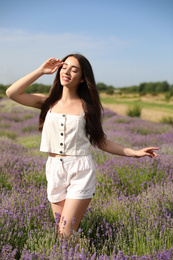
62, 76, 71, 81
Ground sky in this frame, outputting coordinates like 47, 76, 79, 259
0, 0, 173, 88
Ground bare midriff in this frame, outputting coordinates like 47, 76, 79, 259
49, 152, 69, 158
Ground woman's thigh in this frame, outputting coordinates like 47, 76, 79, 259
58, 198, 91, 236
51, 200, 65, 221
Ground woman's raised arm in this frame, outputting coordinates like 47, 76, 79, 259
6, 58, 63, 109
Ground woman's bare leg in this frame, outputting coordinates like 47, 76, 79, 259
58, 198, 91, 236
51, 200, 65, 222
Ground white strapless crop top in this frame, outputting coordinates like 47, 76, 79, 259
40, 109, 91, 155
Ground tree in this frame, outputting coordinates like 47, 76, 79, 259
156, 81, 169, 92
106, 86, 115, 95
97, 82, 108, 92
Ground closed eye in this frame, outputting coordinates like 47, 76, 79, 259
62, 66, 78, 73
62, 62, 79, 71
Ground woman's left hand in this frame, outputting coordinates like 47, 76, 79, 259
135, 147, 159, 158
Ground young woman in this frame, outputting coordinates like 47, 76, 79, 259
6, 54, 158, 236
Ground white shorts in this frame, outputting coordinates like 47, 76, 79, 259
45, 155, 96, 203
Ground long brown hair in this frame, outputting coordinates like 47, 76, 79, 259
39, 53, 106, 146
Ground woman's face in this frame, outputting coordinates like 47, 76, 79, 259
60, 56, 83, 89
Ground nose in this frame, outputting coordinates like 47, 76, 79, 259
63, 67, 71, 75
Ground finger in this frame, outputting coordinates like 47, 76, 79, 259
50, 59, 63, 67
51, 66, 59, 73
147, 151, 158, 158
146, 153, 153, 158
145, 148, 159, 154
153, 152, 158, 158
148, 147, 159, 151
52, 62, 63, 71
50, 59, 59, 64
49, 58, 62, 65
49, 57, 56, 62
55, 62, 64, 67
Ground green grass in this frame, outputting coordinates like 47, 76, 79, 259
0, 171, 12, 190
17, 135, 41, 149
130, 125, 169, 135
22, 126, 38, 133
23, 169, 47, 188
0, 130, 18, 139
100, 97, 173, 113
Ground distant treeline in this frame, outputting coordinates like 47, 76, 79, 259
119, 81, 173, 95
92, 81, 173, 96
96, 83, 115, 94
1, 81, 173, 98
0, 83, 115, 97
0, 83, 51, 97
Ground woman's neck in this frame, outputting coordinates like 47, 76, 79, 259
61, 87, 80, 102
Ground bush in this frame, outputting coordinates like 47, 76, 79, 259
160, 116, 173, 125
106, 87, 114, 95
126, 104, 142, 117
165, 92, 173, 102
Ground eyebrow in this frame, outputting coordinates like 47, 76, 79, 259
63, 63, 80, 70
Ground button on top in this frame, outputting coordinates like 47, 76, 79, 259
62, 114, 66, 117
60, 143, 63, 146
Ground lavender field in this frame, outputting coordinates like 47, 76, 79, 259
0, 98, 173, 260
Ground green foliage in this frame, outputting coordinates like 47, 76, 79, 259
24, 83, 51, 94
80, 182, 173, 256
0, 171, 12, 190
0, 130, 18, 139
116, 161, 164, 196
23, 169, 47, 188
97, 82, 115, 94
0, 84, 9, 97
17, 135, 41, 149
24, 226, 59, 255
126, 105, 141, 117
106, 86, 115, 95
160, 116, 173, 125
22, 126, 38, 133
120, 81, 172, 95
165, 89, 173, 102
97, 82, 108, 92
1, 81, 172, 97
0, 83, 51, 97
130, 124, 169, 136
